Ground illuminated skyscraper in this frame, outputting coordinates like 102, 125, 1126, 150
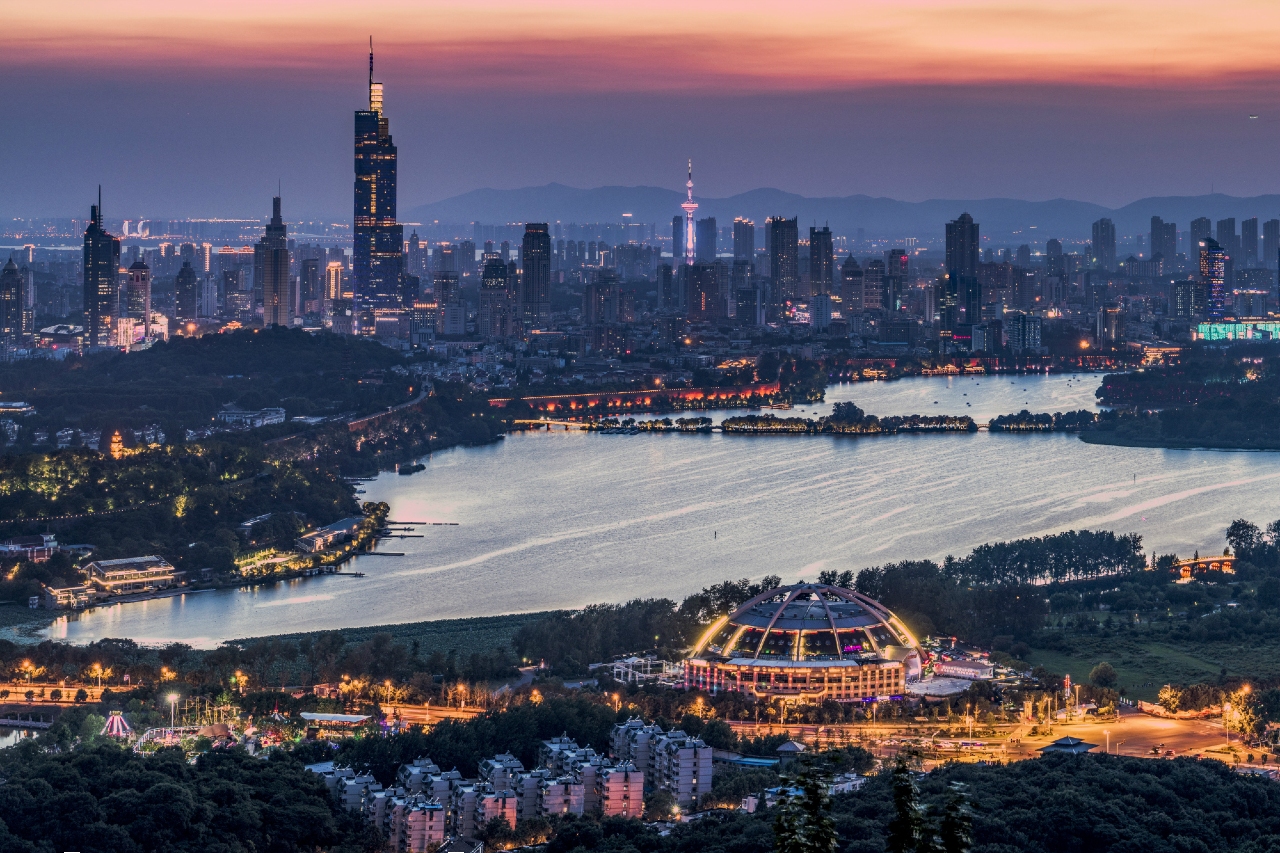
768, 216, 799, 308
944, 212, 979, 330
353, 40, 404, 307
680, 161, 698, 266
258, 196, 290, 327
125, 259, 151, 326
1264, 219, 1280, 270
733, 218, 755, 260
0, 259, 21, 345
1199, 237, 1227, 319
82, 191, 120, 348
1189, 217, 1212, 265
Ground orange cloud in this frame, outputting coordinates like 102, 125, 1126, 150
9, 1, 1280, 92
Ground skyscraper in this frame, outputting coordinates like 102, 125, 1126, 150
884, 248, 908, 311
479, 255, 513, 339
1216, 218, 1239, 259
840, 256, 863, 312
175, 261, 199, 325
1242, 217, 1259, 267
257, 196, 290, 327
1199, 238, 1227, 319
0, 259, 21, 345
945, 212, 979, 329
125, 259, 151, 327
1091, 218, 1116, 271
1190, 217, 1212, 268
82, 191, 120, 348
353, 41, 404, 307
680, 161, 698, 266
671, 216, 684, 265
733, 218, 755, 261
1150, 216, 1177, 267
809, 227, 834, 296
767, 217, 799, 309
1264, 219, 1280, 271
519, 223, 551, 327
696, 217, 717, 262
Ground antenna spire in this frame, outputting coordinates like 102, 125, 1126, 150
369, 36, 374, 87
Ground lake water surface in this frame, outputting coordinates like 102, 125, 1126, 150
42, 374, 1280, 648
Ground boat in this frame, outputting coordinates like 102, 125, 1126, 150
398, 463, 426, 475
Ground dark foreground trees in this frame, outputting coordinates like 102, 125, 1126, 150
0, 743, 378, 853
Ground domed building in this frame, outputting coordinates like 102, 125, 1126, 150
684, 582, 924, 703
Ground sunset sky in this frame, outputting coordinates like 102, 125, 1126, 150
6, 1, 1280, 217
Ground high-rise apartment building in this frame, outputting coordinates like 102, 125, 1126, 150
809, 227, 834, 296
840, 256, 862, 312
1189, 217, 1212, 266
885, 248, 908, 311
175, 261, 199, 325
479, 255, 514, 339
353, 44, 404, 307
732, 218, 755, 261
1091, 218, 1116, 271
767, 217, 799, 309
671, 216, 684, 266
82, 194, 121, 348
257, 197, 290, 327
1264, 219, 1280, 270
519, 223, 551, 327
944, 212, 979, 329
1150, 216, 1178, 267
1241, 217, 1259, 268
695, 217, 717, 262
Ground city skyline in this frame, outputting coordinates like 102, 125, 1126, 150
7, 2, 1280, 217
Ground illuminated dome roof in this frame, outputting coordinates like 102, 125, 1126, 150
691, 582, 922, 671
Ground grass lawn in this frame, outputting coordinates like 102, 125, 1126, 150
1027, 629, 1280, 701
246, 610, 560, 660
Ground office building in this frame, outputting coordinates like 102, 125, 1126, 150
82, 193, 121, 348
863, 260, 885, 312
731, 260, 761, 325
1216, 218, 1240, 259
696, 217, 717, 262
685, 261, 720, 322
1200, 238, 1227, 319
945, 212, 979, 330
840, 255, 862, 311
767, 216, 799, 308
885, 248, 908, 311
733, 218, 755, 260
353, 44, 404, 307
125, 259, 151, 327
1242, 217, 1259, 268
519, 223, 552, 327
175, 261, 199, 325
809, 226, 834, 296
1150, 216, 1177, 267
479, 256, 513, 339
671, 216, 683, 266
257, 196, 291, 327
0, 259, 21, 345
1091, 218, 1116, 272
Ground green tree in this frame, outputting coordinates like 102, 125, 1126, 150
644, 789, 678, 821
939, 784, 973, 853
886, 758, 927, 853
1157, 684, 1183, 713
1089, 662, 1118, 689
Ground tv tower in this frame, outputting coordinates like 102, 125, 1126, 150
681, 159, 698, 266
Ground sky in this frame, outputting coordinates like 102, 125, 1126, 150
6, 0, 1280, 219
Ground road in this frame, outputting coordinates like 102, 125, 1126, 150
728, 707, 1253, 768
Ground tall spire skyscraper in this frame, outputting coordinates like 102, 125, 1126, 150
681, 160, 698, 266
83, 187, 121, 348
353, 39, 404, 309
258, 196, 290, 327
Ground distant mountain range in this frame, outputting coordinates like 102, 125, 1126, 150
406, 185, 1280, 242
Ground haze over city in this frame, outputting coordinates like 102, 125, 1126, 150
7, 1, 1280, 217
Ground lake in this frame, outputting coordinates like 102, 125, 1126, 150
42, 373, 1280, 648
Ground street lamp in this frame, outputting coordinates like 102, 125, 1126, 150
168, 693, 180, 731
1104, 729, 1110, 754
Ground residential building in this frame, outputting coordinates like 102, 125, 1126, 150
945, 213, 979, 331
733, 218, 755, 260
596, 762, 643, 818
696, 217, 717, 262
1091, 218, 1116, 271
809, 226, 833, 296
768, 216, 799, 309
